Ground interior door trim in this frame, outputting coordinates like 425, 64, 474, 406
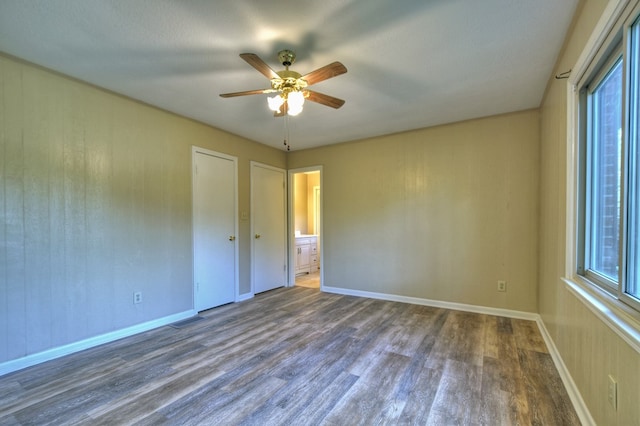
288, 166, 323, 289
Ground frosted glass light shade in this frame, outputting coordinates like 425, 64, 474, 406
267, 95, 285, 112
287, 91, 304, 116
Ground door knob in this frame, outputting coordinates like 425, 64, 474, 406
255, 234, 261, 239
228, 236, 236, 241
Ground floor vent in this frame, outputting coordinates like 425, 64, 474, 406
169, 316, 205, 329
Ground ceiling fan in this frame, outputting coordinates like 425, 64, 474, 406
220, 50, 347, 117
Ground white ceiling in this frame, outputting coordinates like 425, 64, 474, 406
0, 0, 579, 151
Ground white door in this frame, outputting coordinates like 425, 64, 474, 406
193, 148, 237, 311
251, 162, 287, 294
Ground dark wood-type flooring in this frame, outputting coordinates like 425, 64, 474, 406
0, 287, 580, 425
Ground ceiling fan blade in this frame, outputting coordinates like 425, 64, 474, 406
219, 88, 275, 98
305, 90, 345, 109
301, 62, 347, 86
240, 53, 280, 80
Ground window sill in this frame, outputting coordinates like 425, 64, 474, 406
562, 276, 640, 354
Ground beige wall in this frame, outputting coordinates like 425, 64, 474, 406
293, 173, 308, 234
0, 54, 286, 364
293, 171, 320, 235
288, 110, 540, 312
539, 0, 640, 424
306, 172, 320, 235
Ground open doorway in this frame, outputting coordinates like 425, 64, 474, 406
289, 167, 322, 289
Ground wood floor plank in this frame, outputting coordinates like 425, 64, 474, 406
196, 376, 288, 425
0, 380, 22, 408
0, 288, 580, 425
383, 314, 435, 357
221, 325, 356, 394
234, 337, 361, 425
483, 315, 500, 359
269, 326, 356, 382
394, 308, 448, 397
348, 299, 406, 339
396, 364, 443, 424
303, 295, 364, 325
497, 315, 514, 334
1, 356, 128, 417
143, 375, 287, 426
424, 310, 486, 370
518, 348, 581, 425
480, 356, 513, 425
282, 371, 359, 426
323, 351, 412, 425
426, 359, 483, 425
194, 320, 313, 373
87, 358, 225, 422
496, 318, 533, 425
512, 318, 549, 353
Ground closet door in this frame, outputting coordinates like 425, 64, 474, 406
193, 148, 237, 310
251, 162, 287, 294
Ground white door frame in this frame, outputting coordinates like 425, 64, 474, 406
191, 146, 240, 308
288, 166, 323, 288
313, 185, 320, 236
250, 161, 287, 295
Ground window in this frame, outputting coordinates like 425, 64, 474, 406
578, 11, 640, 312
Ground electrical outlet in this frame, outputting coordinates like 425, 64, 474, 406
133, 291, 142, 304
497, 280, 507, 292
608, 374, 617, 410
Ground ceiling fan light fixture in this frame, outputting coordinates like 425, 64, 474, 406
288, 104, 303, 116
267, 94, 285, 112
287, 91, 305, 116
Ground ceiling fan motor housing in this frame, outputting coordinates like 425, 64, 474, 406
271, 69, 307, 93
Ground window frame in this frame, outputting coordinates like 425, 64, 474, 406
565, 0, 640, 354
577, 7, 640, 313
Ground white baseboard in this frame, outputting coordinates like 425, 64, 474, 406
536, 318, 596, 426
322, 285, 539, 320
0, 309, 197, 377
323, 285, 593, 424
